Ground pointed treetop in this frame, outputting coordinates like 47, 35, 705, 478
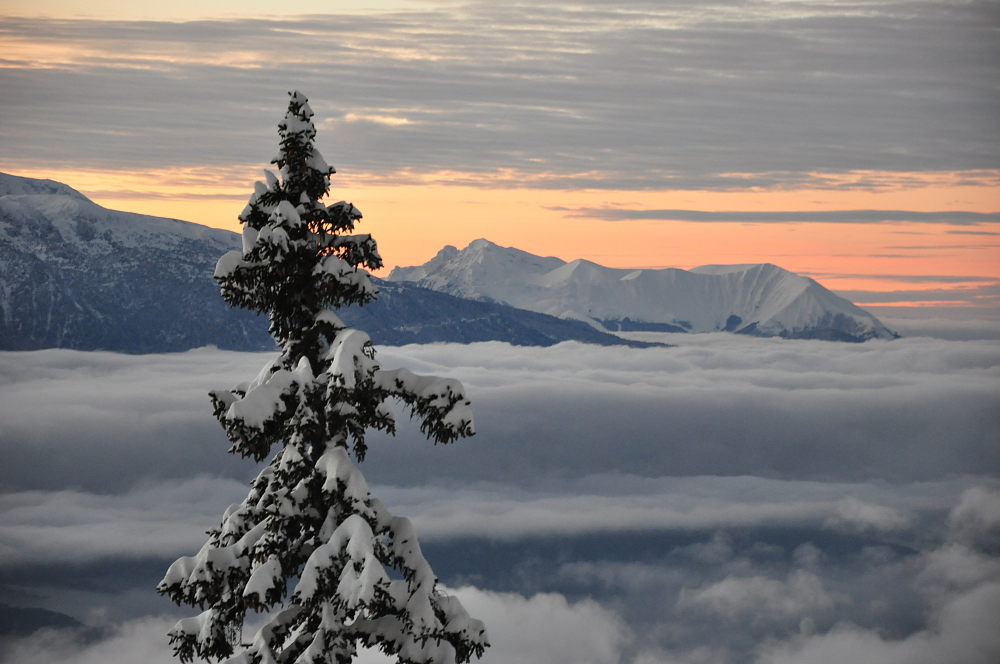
217, 91, 379, 353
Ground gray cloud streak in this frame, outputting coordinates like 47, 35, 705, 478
2, 473, 976, 567
838, 282, 1000, 305
564, 208, 1000, 225
1, 1, 997, 188
809, 273, 998, 283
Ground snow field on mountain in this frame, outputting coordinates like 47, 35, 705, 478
389, 239, 896, 340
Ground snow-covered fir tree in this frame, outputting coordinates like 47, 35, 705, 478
157, 91, 489, 664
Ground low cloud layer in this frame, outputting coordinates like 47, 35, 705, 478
0, 473, 979, 568
0, 616, 179, 664
0, 477, 246, 566
2, 334, 998, 493
0, 587, 640, 664
873, 306, 1000, 340
1, 333, 997, 661
3, 487, 998, 664
757, 584, 1000, 664
679, 569, 842, 623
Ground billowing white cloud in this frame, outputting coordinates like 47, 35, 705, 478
755, 583, 1000, 664
0, 588, 637, 664
947, 486, 1000, 549
0, 616, 178, 664
916, 543, 1000, 598
822, 496, 911, 533
0, 347, 258, 491
8, 515, 998, 664
679, 570, 841, 624
447, 587, 629, 664
752, 484, 1000, 664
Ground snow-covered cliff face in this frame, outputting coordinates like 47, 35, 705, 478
0, 173, 273, 351
389, 239, 897, 341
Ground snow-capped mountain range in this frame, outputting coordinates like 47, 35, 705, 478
0, 173, 642, 351
0, 173, 894, 351
390, 239, 897, 342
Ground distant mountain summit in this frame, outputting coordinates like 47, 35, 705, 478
0, 174, 644, 351
389, 239, 897, 341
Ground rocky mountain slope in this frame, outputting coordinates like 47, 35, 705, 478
390, 239, 897, 342
0, 173, 272, 352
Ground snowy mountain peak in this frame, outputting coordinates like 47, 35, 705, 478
690, 263, 782, 274
436, 244, 460, 258
392, 239, 566, 302
389, 239, 897, 341
0, 172, 89, 200
466, 237, 497, 251
0, 172, 239, 251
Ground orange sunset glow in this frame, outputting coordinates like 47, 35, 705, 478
5, 162, 998, 309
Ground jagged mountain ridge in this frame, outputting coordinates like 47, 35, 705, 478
389, 239, 897, 341
0, 173, 647, 351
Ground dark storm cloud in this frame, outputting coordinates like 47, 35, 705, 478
1, 0, 998, 187
564, 209, 1000, 225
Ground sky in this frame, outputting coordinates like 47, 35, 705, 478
0, 0, 998, 309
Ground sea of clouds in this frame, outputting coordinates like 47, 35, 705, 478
1, 324, 998, 663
